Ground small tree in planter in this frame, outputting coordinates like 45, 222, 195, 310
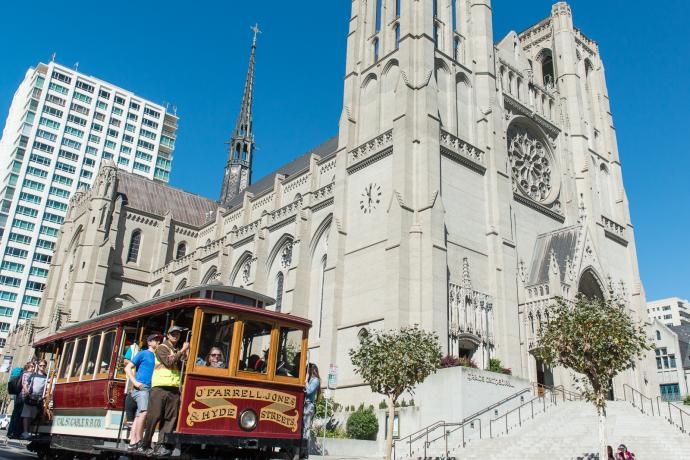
346, 406, 379, 440
349, 326, 442, 460
533, 296, 652, 460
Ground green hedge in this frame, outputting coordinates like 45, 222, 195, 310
346, 406, 379, 440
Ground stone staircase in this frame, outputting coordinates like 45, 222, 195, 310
445, 401, 690, 460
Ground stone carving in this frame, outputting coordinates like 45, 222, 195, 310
348, 129, 394, 167
241, 259, 252, 284
449, 258, 495, 349
439, 130, 485, 168
507, 125, 555, 203
280, 243, 293, 269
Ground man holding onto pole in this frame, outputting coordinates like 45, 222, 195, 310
140, 326, 189, 456
125, 332, 162, 451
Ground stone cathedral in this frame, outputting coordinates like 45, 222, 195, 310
4, 1, 657, 402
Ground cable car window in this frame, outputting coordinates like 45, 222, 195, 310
69, 338, 88, 380
98, 330, 117, 376
210, 291, 257, 307
239, 321, 273, 374
275, 326, 303, 378
58, 341, 75, 380
116, 328, 140, 379
82, 333, 102, 379
195, 313, 234, 369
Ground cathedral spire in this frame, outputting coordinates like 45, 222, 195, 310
220, 24, 260, 207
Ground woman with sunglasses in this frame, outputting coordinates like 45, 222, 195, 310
20, 360, 47, 439
195, 346, 226, 368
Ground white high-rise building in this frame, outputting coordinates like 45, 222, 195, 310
647, 297, 690, 327
0, 61, 178, 347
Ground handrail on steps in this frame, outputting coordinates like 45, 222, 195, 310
488, 384, 576, 438
392, 383, 571, 459
622, 383, 655, 416
623, 383, 690, 434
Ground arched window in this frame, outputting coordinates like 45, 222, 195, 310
373, 38, 380, 62
656, 330, 661, 341
375, 0, 382, 32
433, 21, 439, 48
451, 0, 457, 31
394, 23, 401, 50
542, 55, 555, 88
453, 36, 460, 61
127, 230, 141, 263
318, 256, 327, 337
275, 272, 284, 313
176, 242, 187, 259
234, 144, 240, 160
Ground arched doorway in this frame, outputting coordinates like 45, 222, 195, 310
578, 269, 605, 300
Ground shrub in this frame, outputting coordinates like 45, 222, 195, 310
457, 356, 478, 368
440, 354, 460, 368
315, 395, 340, 418
487, 357, 512, 375
313, 425, 347, 438
409, 398, 415, 406
378, 400, 387, 409
683, 395, 690, 406
441, 354, 478, 369
346, 407, 379, 440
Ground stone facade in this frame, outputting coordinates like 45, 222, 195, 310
2, 1, 657, 403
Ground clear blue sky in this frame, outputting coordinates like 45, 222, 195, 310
0, 1, 688, 301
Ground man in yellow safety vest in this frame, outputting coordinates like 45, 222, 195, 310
140, 325, 189, 456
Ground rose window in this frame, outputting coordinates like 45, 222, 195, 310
507, 126, 554, 203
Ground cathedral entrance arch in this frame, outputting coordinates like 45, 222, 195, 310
578, 268, 605, 300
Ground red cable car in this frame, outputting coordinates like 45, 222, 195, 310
28, 285, 312, 459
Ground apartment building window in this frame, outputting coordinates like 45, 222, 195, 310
8, 233, 32, 245
1, 262, 25, 273
70, 103, 89, 116
30, 267, 49, 278
49, 82, 69, 95
68, 114, 87, 126
39, 117, 61, 130
99, 89, 111, 99
144, 107, 160, 119
29, 153, 51, 166
59, 150, 79, 162
12, 219, 35, 231
65, 126, 84, 138
51, 71, 72, 84
5, 247, 28, 259
0, 276, 21, 287
46, 94, 66, 107
33, 253, 52, 264
76, 80, 94, 93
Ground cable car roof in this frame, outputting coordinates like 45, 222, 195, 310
34, 284, 310, 347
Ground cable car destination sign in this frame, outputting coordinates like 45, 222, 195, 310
186, 385, 299, 431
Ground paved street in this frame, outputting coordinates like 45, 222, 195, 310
0, 434, 33, 459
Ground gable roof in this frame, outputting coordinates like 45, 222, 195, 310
527, 225, 581, 286
117, 171, 219, 227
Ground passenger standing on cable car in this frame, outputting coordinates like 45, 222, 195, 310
125, 333, 162, 451
303, 363, 321, 439
140, 325, 189, 456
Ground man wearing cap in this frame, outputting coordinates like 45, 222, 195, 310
140, 326, 189, 456
125, 333, 162, 451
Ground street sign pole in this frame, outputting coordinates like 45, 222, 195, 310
323, 364, 338, 457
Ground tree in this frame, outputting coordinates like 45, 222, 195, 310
349, 326, 442, 460
533, 296, 652, 460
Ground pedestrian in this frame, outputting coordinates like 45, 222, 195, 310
607, 445, 615, 460
615, 444, 635, 460
7, 362, 33, 439
125, 333, 162, 451
302, 363, 321, 439
140, 325, 189, 456
20, 360, 47, 439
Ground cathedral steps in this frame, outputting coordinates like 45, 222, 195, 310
441, 401, 690, 459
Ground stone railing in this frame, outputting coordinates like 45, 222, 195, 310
601, 215, 626, 243
311, 182, 334, 207
347, 129, 394, 168
440, 130, 485, 171
232, 219, 260, 243
268, 199, 301, 227
319, 157, 336, 176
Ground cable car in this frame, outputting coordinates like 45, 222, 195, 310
27, 284, 311, 459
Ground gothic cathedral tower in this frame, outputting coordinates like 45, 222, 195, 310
220, 26, 260, 207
